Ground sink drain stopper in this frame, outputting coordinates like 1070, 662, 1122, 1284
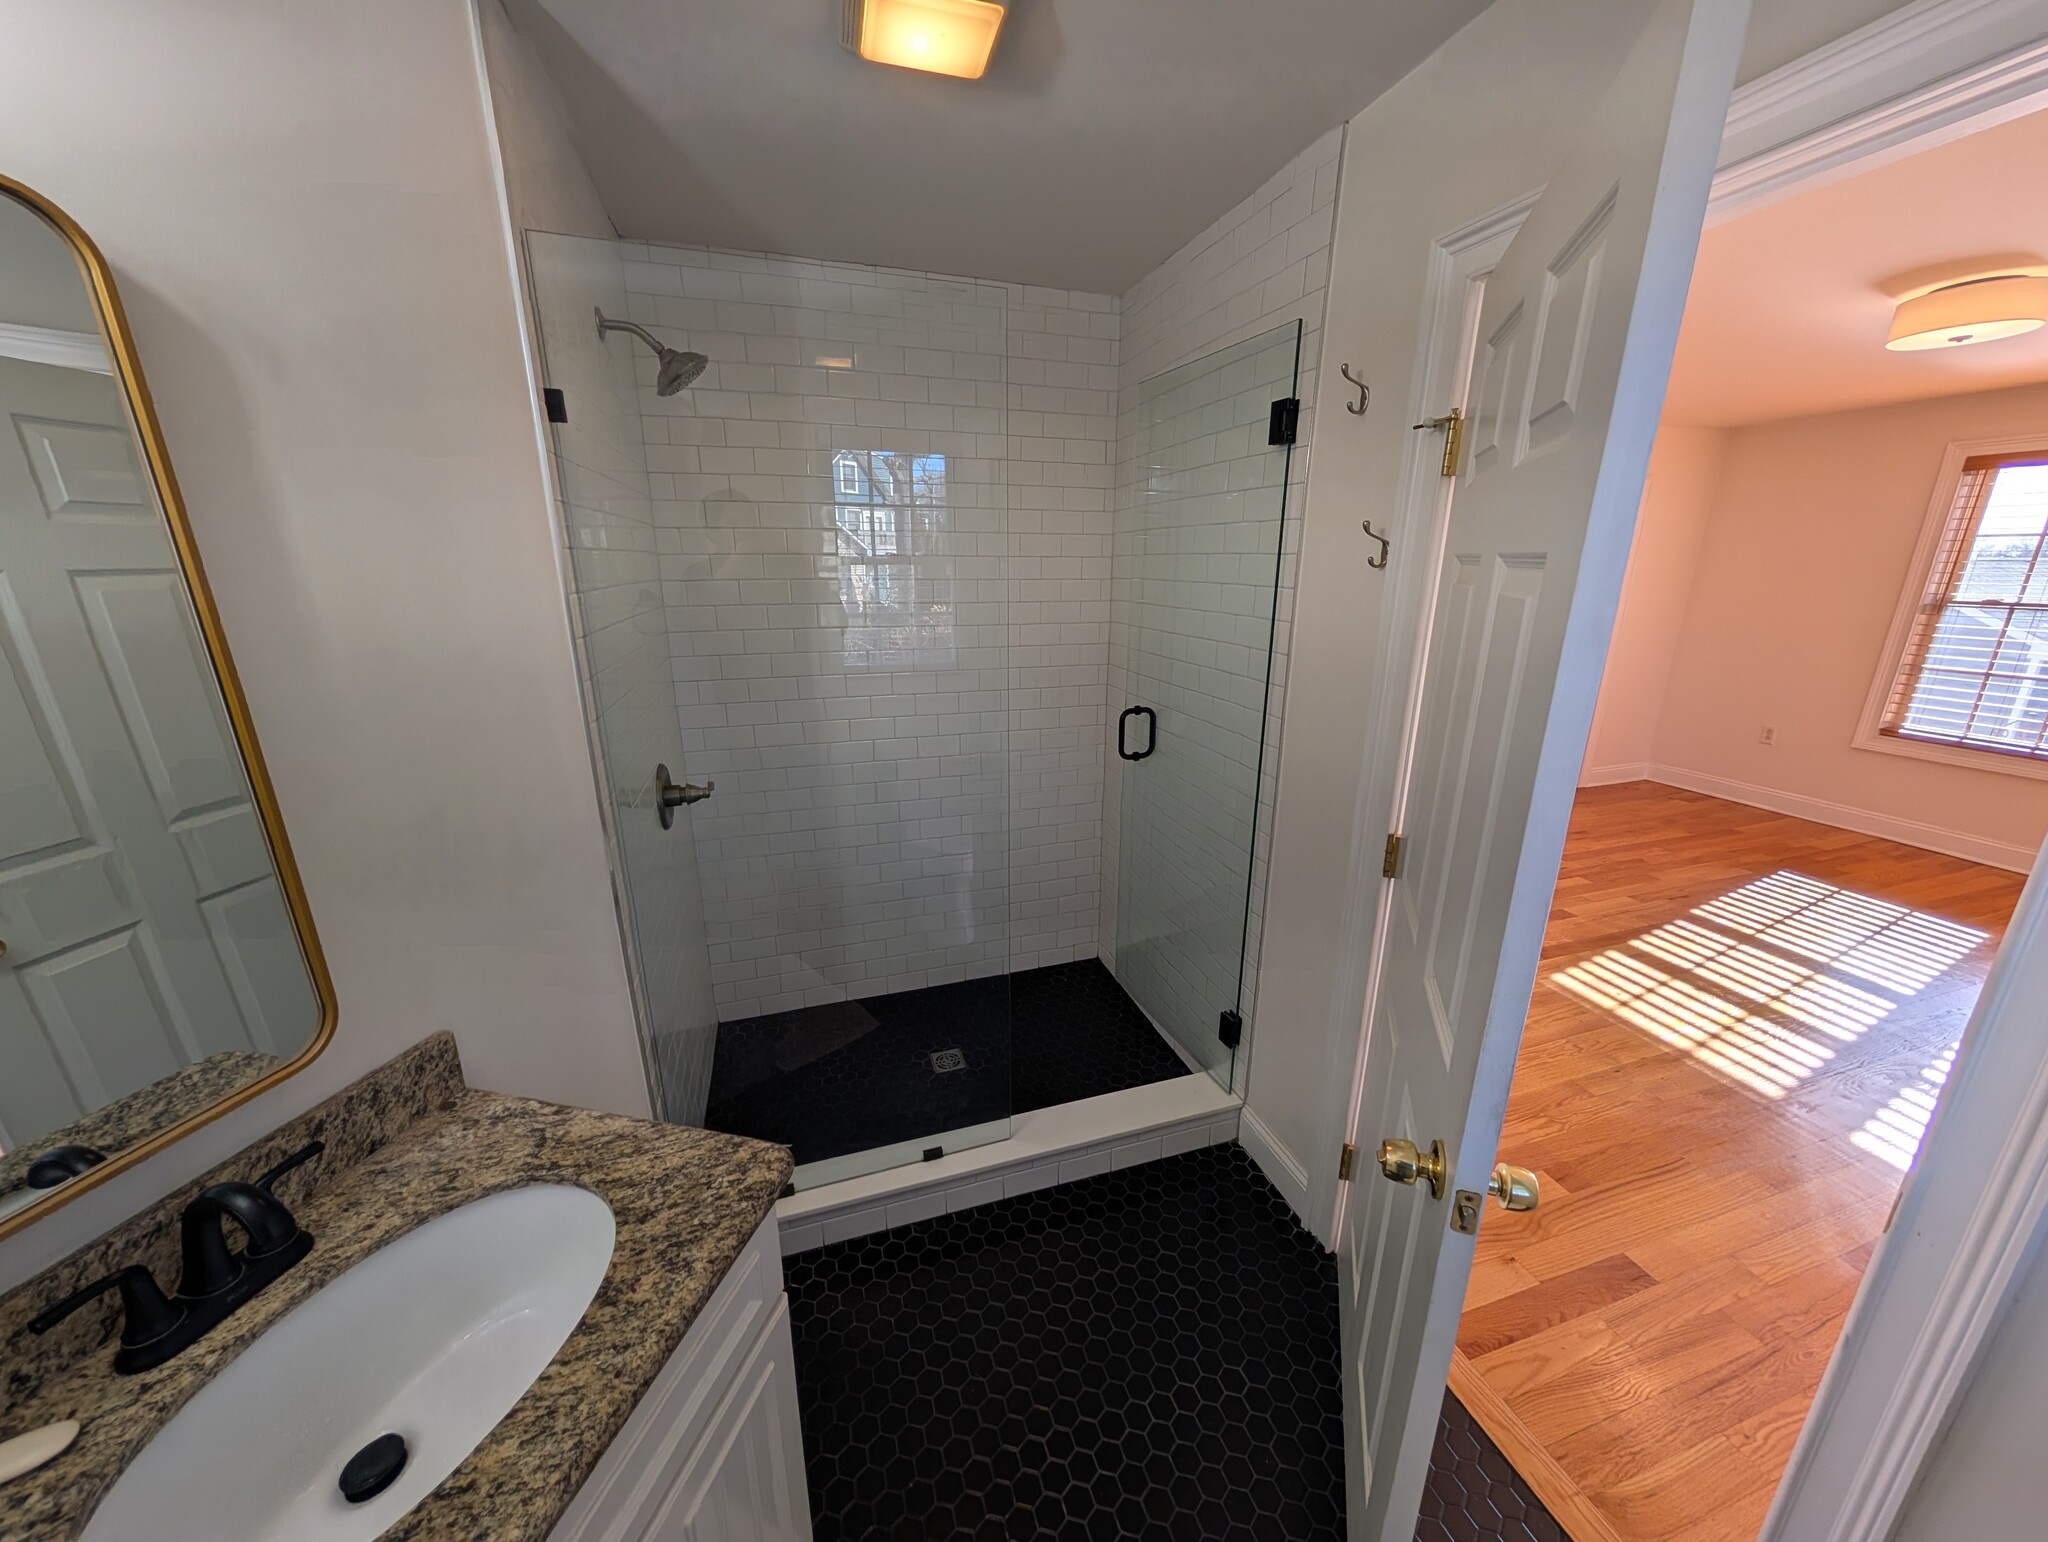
338, 1431, 409, 1505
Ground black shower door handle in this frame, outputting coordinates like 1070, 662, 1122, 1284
1119, 706, 1156, 762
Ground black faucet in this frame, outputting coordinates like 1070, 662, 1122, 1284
26, 1144, 107, 1189
27, 1140, 324, 1375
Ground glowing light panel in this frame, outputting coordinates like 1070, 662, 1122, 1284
855, 0, 1006, 79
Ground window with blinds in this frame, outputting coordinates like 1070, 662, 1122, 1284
1882, 452, 2048, 760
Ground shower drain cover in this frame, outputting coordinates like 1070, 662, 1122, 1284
929, 1048, 967, 1074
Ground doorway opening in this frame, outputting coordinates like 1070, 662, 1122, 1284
1442, 99, 2048, 1542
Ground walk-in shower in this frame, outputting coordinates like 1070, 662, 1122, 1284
527, 233, 1296, 1188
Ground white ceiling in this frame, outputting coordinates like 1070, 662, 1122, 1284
1665, 104, 2048, 429
504, 0, 1490, 295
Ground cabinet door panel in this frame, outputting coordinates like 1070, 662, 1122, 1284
644, 1299, 811, 1542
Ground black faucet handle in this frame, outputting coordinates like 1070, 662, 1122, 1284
28, 1264, 184, 1350
255, 1139, 325, 1195
26, 1144, 107, 1189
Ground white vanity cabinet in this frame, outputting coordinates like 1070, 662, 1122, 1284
550, 1219, 813, 1542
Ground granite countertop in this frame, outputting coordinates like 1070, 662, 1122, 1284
1, 1055, 792, 1541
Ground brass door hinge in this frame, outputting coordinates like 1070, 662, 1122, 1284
1383, 833, 1406, 879
1413, 407, 1466, 478
1338, 1142, 1358, 1182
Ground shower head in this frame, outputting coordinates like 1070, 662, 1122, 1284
594, 308, 708, 396
656, 349, 709, 395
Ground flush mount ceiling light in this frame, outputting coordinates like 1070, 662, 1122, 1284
841, 0, 1007, 80
1885, 275, 2048, 351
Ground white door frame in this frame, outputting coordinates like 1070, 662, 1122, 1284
1316, 1, 2048, 1538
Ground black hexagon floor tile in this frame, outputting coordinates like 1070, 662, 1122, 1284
784, 1142, 1569, 1540
707, 960, 1190, 1167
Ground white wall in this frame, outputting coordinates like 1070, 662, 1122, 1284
0, 0, 650, 1288
474, 0, 612, 243
1105, 126, 1344, 1094
1581, 425, 1729, 782
1583, 384, 2048, 871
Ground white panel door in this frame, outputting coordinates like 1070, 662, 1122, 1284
0, 355, 307, 1148
1339, 2, 1750, 1537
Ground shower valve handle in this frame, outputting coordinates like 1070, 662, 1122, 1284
655, 764, 712, 829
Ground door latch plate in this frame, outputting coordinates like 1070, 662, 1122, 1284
1451, 1190, 1482, 1236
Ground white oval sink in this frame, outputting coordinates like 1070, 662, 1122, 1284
83, 1184, 615, 1542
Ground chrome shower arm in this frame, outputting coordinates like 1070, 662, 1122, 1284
594, 309, 667, 353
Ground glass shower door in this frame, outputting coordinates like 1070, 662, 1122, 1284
1111, 322, 1300, 1091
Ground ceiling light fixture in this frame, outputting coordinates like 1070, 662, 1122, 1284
1885, 275, 2048, 351
841, 0, 1007, 80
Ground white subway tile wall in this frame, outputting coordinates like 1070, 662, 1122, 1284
1002, 285, 1120, 972
1103, 127, 1344, 1072
526, 233, 721, 1121
617, 246, 1129, 1018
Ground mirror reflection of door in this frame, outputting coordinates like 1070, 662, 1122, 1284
0, 193, 321, 1198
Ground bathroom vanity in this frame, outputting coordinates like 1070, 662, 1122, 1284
549, 1219, 807, 1542
0, 1034, 810, 1541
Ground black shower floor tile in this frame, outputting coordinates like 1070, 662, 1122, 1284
1009, 960, 1193, 1115
784, 1142, 1571, 1541
705, 960, 1191, 1168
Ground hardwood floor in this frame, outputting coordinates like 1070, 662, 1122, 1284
1457, 782, 2026, 1542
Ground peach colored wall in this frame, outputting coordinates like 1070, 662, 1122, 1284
1595, 382, 2048, 870
1581, 426, 1728, 782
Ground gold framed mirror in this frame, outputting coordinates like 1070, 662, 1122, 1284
0, 175, 335, 1241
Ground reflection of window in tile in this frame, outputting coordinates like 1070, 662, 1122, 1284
832, 449, 955, 669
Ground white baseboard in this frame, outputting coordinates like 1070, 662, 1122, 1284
775, 1074, 1242, 1255
1237, 1105, 1312, 1224
1647, 763, 2037, 873
1578, 760, 1652, 787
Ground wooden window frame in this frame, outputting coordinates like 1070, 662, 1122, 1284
1854, 435, 2048, 783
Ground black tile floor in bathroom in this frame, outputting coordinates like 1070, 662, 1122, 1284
705, 960, 1192, 1168
784, 1141, 1570, 1541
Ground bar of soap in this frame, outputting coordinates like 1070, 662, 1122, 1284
0, 1420, 79, 1483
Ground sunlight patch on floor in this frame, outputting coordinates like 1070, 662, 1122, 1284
1551, 872, 1986, 1139
1853, 1044, 1957, 1171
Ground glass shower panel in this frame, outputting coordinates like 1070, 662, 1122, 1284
525, 231, 725, 1132
1111, 321, 1300, 1091
529, 241, 1015, 1189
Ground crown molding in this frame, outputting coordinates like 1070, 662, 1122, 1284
1710, 0, 2048, 219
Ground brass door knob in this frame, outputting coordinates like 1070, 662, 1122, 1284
1377, 1137, 1447, 1199
1487, 1163, 1540, 1212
